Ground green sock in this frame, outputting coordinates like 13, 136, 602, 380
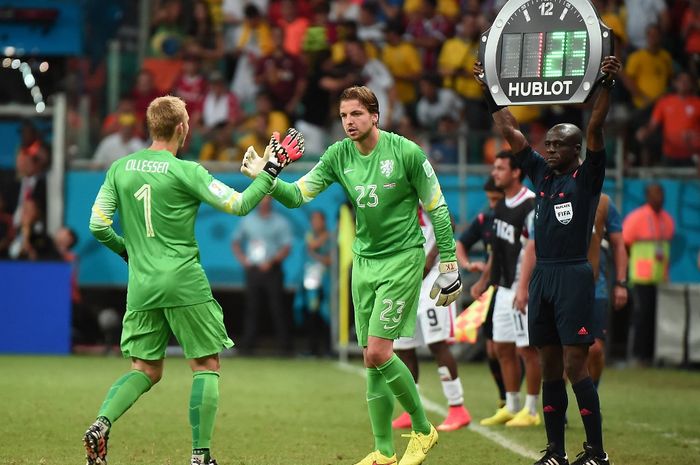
190, 371, 220, 450
377, 355, 431, 434
366, 367, 395, 457
97, 370, 153, 424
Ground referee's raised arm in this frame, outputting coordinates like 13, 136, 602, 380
473, 61, 529, 154
586, 56, 622, 152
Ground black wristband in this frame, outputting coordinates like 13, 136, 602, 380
484, 90, 504, 114
614, 279, 627, 287
119, 250, 128, 263
263, 161, 281, 177
600, 78, 616, 89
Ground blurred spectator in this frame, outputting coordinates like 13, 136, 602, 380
416, 73, 463, 130
302, 2, 335, 56
330, 0, 361, 23
0, 194, 15, 259
593, 0, 628, 48
231, 3, 273, 108
625, 0, 669, 51
622, 24, 674, 111
255, 26, 308, 115
438, 12, 483, 101
636, 72, 700, 167
682, 0, 700, 81
382, 21, 422, 112
150, 0, 187, 58
428, 115, 460, 163
8, 198, 53, 261
185, 0, 225, 64
236, 92, 289, 158
130, 70, 161, 120
173, 54, 208, 126
405, 0, 453, 70
222, 0, 269, 52
620, 24, 673, 165
268, 0, 314, 26
232, 196, 293, 355
331, 20, 380, 65
321, 39, 402, 128
198, 122, 239, 162
202, 70, 243, 131
376, 0, 403, 23
101, 96, 145, 140
277, 0, 311, 57
302, 210, 332, 357
12, 121, 49, 229
92, 113, 147, 170
357, 1, 385, 45
396, 115, 429, 150
438, 12, 488, 159
622, 183, 675, 365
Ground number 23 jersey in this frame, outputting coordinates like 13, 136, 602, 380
295, 131, 451, 259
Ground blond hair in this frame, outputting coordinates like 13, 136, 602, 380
146, 96, 187, 141
340, 86, 380, 116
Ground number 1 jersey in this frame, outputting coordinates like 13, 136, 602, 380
89, 149, 272, 311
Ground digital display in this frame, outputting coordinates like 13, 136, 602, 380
500, 33, 522, 79
499, 30, 588, 79
522, 33, 544, 78
564, 31, 587, 76
543, 32, 565, 77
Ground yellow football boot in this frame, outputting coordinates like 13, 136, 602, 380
354, 450, 397, 465
505, 407, 542, 427
479, 406, 515, 426
398, 424, 438, 465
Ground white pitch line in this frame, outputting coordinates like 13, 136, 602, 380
336, 362, 541, 461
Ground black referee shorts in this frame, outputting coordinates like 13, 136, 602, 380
528, 260, 596, 346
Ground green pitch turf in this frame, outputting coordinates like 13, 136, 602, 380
1, 356, 698, 465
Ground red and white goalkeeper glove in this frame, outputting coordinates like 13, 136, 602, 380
240, 128, 305, 178
429, 261, 462, 306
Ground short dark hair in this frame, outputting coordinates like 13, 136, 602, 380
495, 151, 525, 181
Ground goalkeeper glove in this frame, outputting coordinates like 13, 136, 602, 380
429, 261, 462, 306
241, 128, 305, 178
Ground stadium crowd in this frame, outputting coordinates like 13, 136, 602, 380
38, 0, 698, 169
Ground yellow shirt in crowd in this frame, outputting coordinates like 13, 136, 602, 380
438, 37, 482, 100
625, 48, 673, 108
381, 42, 422, 104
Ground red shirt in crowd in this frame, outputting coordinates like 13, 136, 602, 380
651, 94, 700, 160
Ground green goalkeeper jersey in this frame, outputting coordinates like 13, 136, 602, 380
271, 131, 456, 262
89, 149, 273, 311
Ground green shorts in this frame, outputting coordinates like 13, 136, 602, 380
120, 299, 234, 360
352, 247, 425, 347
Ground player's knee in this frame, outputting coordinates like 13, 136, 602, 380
365, 347, 392, 368
588, 340, 604, 359
494, 342, 517, 361
138, 367, 162, 385
563, 350, 588, 383
427, 340, 448, 356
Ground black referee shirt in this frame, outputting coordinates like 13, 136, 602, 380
516, 146, 606, 264
458, 209, 496, 253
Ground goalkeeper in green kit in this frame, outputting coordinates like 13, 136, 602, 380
241, 86, 461, 465
83, 96, 304, 465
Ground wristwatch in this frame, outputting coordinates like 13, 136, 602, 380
614, 279, 627, 288
600, 78, 616, 89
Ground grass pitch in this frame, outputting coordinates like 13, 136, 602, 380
1, 356, 698, 465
